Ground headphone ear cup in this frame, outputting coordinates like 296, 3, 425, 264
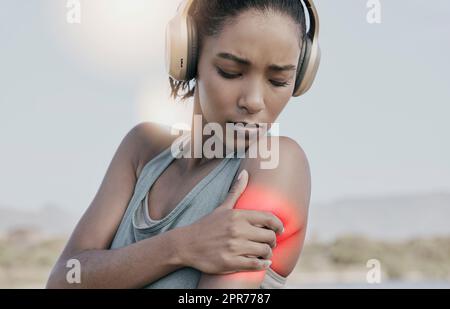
293, 35, 312, 96
165, 15, 187, 81
293, 34, 321, 97
293, 36, 310, 96
186, 15, 198, 80
165, 0, 196, 81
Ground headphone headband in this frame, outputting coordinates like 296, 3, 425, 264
304, 0, 319, 40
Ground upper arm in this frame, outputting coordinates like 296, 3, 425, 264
198, 136, 311, 288
56, 122, 157, 262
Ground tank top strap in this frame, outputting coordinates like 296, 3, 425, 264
112, 133, 189, 233
134, 132, 191, 199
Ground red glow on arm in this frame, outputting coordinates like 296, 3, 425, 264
233, 184, 302, 242
232, 184, 305, 276
197, 184, 306, 288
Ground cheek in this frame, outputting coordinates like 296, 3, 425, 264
266, 95, 290, 121
198, 68, 237, 120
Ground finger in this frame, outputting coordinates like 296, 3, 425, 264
244, 226, 277, 248
242, 210, 284, 235
233, 256, 272, 272
219, 169, 248, 210
240, 242, 273, 260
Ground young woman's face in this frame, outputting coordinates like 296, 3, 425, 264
196, 9, 302, 141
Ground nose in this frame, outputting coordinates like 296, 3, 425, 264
237, 79, 265, 114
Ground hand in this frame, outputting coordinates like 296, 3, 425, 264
179, 170, 284, 275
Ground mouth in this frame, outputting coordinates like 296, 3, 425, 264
227, 121, 264, 140
229, 121, 261, 128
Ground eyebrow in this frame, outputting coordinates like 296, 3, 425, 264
216, 52, 297, 72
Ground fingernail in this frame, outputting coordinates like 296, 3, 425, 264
237, 169, 246, 181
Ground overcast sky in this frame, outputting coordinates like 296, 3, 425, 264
1, 0, 449, 213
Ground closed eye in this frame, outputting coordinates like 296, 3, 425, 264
216, 67, 291, 88
216, 67, 241, 79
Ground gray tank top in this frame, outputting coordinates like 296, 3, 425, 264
109, 132, 287, 289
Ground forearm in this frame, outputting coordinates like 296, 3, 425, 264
46, 227, 189, 289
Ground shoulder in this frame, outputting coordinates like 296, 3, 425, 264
125, 122, 186, 179
238, 136, 311, 213
237, 136, 311, 225
239, 135, 310, 173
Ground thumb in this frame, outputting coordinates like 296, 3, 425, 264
220, 169, 248, 210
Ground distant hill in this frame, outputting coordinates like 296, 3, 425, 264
1, 191, 449, 241
0, 203, 79, 237
307, 192, 450, 241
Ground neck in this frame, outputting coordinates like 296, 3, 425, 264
180, 89, 230, 172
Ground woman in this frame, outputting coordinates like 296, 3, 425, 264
47, 0, 319, 289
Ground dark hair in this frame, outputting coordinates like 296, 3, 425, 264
169, 0, 307, 101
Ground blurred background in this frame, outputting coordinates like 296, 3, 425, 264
0, 0, 449, 288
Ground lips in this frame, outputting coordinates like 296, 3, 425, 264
229, 122, 263, 139
230, 121, 260, 128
